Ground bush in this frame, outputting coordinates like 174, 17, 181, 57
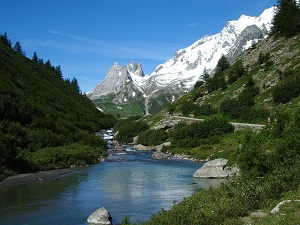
272, 73, 300, 103
178, 101, 197, 116
170, 117, 234, 148
27, 143, 105, 171
194, 104, 217, 117
115, 120, 149, 143
138, 129, 167, 146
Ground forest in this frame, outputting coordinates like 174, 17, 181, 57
0, 34, 116, 180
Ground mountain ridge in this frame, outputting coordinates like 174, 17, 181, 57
88, 6, 275, 117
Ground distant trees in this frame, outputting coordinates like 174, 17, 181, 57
0, 32, 12, 48
271, 0, 300, 37
13, 41, 25, 56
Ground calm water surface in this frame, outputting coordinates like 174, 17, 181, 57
0, 151, 223, 225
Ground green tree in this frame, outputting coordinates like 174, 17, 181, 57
32, 52, 38, 63
227, 59, 246, 84
271, 0, 300, 37
0, 32, 12, 48
215, 55, 230, 73
71, 77, 80, 92
55, 65, 63, 78
13, 41, 25, 55
201, 67, 210, 82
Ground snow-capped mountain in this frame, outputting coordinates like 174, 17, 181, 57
88, 7, 275, 116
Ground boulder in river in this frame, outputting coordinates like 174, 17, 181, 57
87, 207, 112, 225
193, 158, 239, 178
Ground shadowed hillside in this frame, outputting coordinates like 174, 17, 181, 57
0, 36, 116, 180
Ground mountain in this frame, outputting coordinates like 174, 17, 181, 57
88, 7, 275, 117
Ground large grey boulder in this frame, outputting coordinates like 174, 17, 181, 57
151, 151, 170, 159
193, 158, 239, 178
87, 207, 112, 225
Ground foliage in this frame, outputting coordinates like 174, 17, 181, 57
272, 69, 300, 103
205, 55, 230, 93
0, 35, 116, 179
27, 143, 106, 171
271, 0, 300, 37
138, 129, 168, 146
115, 118, 149, 143
169, 117, 234, 149
193, 80, 204, 89
219, 78, 266, 122
143, 107, 300, 225
178, 101, 197, 116
227, 59, 246, 84
215, 55, 230, 73
194, 104, 217, 117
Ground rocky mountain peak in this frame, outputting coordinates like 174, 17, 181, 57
126, 61, 145, 77
88, 6, 276, 116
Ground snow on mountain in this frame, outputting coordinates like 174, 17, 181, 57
148, 7, 275, 90
88, 6, 275, 115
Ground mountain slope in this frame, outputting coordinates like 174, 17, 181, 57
89, 7, 275, 117
0, 41, 115, 179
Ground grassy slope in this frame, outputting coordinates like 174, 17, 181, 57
137, 34, 300, 225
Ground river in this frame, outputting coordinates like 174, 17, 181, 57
0, 151, 223, 225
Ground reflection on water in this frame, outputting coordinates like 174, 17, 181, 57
0, 151, 224, 225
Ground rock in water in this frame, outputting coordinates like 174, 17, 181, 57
87, 207, 112, 225
193, 158, 239, 178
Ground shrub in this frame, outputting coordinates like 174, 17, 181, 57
27, 143, 105, 171
138, 129, 168, 146
194, 104, 217, 117
272, 73, 300, 103
115, 120, 149, 143
178, 101, 197, 116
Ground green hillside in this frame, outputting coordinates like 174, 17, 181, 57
0, 35, 116, 180
118, 2, 300, 224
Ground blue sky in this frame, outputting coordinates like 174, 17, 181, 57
1, 0, 276, 92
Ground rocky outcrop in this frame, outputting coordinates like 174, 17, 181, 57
155, 142, 171, 151
134, 144, 155, 151
87, 207, 112, 225
151, 151, 170, 159
193, 158, 239, 178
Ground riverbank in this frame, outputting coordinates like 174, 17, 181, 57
0, 167, 87, 186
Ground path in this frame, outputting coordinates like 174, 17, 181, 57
170, 115, 266, 131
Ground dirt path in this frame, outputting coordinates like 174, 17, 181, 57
171, 115, 266, 131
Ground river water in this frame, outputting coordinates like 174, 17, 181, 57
0, 151, 223, 225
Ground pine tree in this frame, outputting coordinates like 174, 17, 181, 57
55, 65, 63, 78
201, 67, 210, 82
71, 77, 80, 92
0, 32, 12, 48
13, 41, 25, 55
215, 55, 230, 73
271, 0, 300, 37
32, 52, 38, 63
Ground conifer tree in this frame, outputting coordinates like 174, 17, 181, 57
13, 41, 25, 56
32, 52, 38, 63
71, 77, 80, 92
215, 55, 230, 73
271, 0, 300, 37
0, 32, 12, 48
